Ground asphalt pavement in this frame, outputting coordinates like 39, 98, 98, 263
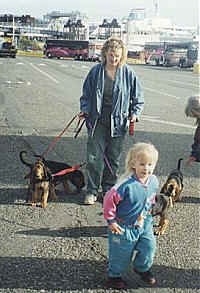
0, 57, 199, 292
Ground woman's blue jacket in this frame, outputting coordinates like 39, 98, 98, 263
80, 63, 144, 137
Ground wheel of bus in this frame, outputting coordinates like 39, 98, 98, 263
47, 52, 52, 58
179, 58, 185, 68
155, 58, 159, 66
164, 60, 169, 67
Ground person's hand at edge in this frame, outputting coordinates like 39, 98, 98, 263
108, 222, 124, 235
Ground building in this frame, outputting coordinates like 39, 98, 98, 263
123, 5, 197, 52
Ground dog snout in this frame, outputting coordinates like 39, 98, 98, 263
165, 184, 174, 197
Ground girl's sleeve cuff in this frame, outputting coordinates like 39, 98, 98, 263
107, 219, 116, 224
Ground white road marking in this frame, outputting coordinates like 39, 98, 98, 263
142, 115, 195, 129
81, 65, 90, 69
142, 114, 160, 119
167, 79, 199, 88
0, 183, 26, 188
29, 62, 59, 84
144, 87, 181, 99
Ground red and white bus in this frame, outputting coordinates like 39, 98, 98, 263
44, 39, 89, 60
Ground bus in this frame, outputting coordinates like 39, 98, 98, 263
163, 42, 193, 67
44, 39, 89, 60
144, 41, 198, 67
178, 43, 198, 68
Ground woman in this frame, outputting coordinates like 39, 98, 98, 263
185, 95, 200, 164
79, 37, 144, 205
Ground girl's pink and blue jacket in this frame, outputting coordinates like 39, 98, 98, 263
103, 174, 159, 226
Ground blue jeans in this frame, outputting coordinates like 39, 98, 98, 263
108, 216, 156, 277
86, 121, 125, 195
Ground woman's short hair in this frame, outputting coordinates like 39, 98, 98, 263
101, 37, 127, 66
185, 95, 200, 118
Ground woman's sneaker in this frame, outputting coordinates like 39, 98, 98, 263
105, 277, 127, 289
134, 269, 156, 285
84, 194, 97, 205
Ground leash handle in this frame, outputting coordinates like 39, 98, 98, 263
129, 121, 135, 136
74, 118, 86, 138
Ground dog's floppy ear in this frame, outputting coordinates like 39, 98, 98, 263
43, 166, 48, 179
38, 161, 48, 179
45, 166, 52, 180
41, 163, 52, 180
160, 183, 167, 194
165, 184, 174, 197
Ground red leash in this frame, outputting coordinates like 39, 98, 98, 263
52, 162, 86, 177
41, 114, 78, 158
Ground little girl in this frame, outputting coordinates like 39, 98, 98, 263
103, 142, 159, 289
185, 95, 200, 164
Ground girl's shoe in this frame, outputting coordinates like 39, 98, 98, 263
134, 269, 156, 285
84, 194, 97, 205
105, 277, 127, 289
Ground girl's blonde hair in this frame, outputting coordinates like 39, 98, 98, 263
121, 142, 159, 178
185, 95, 200, 125
101, 37, 127, 66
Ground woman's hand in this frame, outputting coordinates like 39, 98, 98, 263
129, 115, 137, 123
108, 222, 124, 235
186, 156, 196, 166
78, 112, 88, 120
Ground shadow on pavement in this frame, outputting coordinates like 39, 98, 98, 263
16, 225, 108, 238
0, 130, 199, 204
0, 186, 199, 206
0, 256, 199, 290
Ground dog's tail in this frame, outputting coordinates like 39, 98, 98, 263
177, 158, 183, 170
19, 151, 33, 168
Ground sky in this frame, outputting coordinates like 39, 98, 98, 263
0, 0, 199, 27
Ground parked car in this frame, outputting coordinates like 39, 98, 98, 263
0, 41, 17, 58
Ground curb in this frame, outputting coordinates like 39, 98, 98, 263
17, 50, 44, 58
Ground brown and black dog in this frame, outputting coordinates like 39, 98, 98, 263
42, 159, 85, 194
19, 152, 57, 208
160, 158, 184, 206
151, 158, 184, 235
151, 193, 170, 235
20, 151, 85, 195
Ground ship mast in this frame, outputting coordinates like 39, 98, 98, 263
154, 0, 159, 17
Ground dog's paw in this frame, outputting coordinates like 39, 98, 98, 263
154, 228, 165, 236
